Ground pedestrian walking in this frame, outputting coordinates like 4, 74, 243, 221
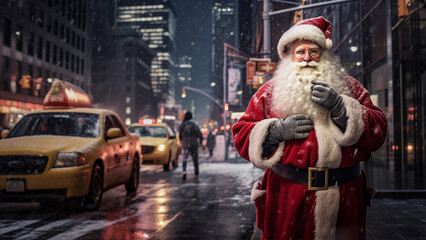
232, 16, 387, 240
178, 111, 203, 180
206, 130, 216, 157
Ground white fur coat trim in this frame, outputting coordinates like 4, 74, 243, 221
312, 95, 364, 240
328, 94, 365, 146
314, 186, 340, 240
250, 181, 266, 201
249, 118, 285, 169
277, 24, 328, 59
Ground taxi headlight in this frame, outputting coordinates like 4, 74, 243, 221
54, 152, 86, 168
158, 144, 165, 151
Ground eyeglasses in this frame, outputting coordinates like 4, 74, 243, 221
293, 48, 321, 58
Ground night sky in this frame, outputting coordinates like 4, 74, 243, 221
172, 0, 213, 123
173, 0, 212, 88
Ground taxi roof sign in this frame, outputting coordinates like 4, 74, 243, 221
43, 79, 91, 109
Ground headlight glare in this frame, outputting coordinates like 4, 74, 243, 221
54, 152, 86, 168
158, 144, 165, 151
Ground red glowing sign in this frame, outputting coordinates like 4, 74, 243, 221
246, 61, 256, 84
258, 62, 276, 73
139, 118, 156, 124
43, 79, 91, 109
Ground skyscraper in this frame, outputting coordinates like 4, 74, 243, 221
210, 0, 239, 123
211, 0, 238, 99
116, 0, 177, 104
0, 0, 91, 127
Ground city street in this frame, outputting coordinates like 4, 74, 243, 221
0, 151, 264, 240
1, 150, 425, 239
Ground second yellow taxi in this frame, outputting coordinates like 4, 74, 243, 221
128, 123, 179, 171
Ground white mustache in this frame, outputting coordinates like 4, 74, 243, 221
296, 61, 320, 67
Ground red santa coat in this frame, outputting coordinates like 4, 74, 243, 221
232, 76, 387, 240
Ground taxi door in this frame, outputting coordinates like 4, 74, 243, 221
166, 126, 178, 160
103, 115, 124, 187
109, 115, 133, 183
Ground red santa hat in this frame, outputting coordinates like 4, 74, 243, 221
277, 16, 333, 59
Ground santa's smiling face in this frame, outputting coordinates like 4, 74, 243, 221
271, 40, 350, 121
291, 40, 322, 64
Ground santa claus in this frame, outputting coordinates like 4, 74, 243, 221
232, 16, 387, 240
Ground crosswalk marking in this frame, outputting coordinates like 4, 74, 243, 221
47, 217, 129, 240
15, 220, 74, 240
0, 220, 40, 235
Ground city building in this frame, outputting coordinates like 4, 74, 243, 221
305, 0, 425, 190
177, 55, 192, 84
116, 0, 177, 105
176, 55, 192, 109
92, 28, 155, 126
255, 0, 425, 190
211, 0, 239, 121
89, 1, 156, 125
0, 0, 91, 128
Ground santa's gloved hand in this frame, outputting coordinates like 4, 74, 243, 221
311, 81, 348, 132
268, 115, 314, 142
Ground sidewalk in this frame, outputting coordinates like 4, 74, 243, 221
204, 146, 426, 239
221, 147, 426, 240
250, 198, 426, 240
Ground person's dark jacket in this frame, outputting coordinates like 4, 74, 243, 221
206, 132, 216, 150
178, 112, 203, 150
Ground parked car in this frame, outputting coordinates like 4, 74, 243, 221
128, 123, 179, 171
0, 80, 142, 210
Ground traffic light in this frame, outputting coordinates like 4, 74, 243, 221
398, 0, 408, 18
258, 75, 264, 84
224, 103, 229, 111
19, 75, 31, 89
181, 87, 186, 98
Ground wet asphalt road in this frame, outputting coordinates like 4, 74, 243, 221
4, 151, 424, 240
0, 153, 264, 240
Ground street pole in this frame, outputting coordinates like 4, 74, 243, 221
263, 0, 271, 60
182, 86, 224, 109
223, 43, 227, 161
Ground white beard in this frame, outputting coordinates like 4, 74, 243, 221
271, 53, 350, 121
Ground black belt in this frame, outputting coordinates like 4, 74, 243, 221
271, 162, 361, 191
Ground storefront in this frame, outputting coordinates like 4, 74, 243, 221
304, 0, 426, 190
0, 96, 43, 129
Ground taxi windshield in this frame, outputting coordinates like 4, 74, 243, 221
7, 113, 101, 138
129, 126, 166, 138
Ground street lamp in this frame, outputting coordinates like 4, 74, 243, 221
181, 87, 186, 98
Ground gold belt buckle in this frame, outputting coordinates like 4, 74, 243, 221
308, 167, 329, 191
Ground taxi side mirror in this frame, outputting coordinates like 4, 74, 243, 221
106, 128, 122, 140
1, 130, 10, 139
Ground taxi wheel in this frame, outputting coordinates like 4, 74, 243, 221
125, 157, 139, 193
163, 152, 172, 171
84, 163, 104, 211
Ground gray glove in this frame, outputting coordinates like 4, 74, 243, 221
262, 115, 313, 157
269, 115, 314, 142
311, 80, 348, 132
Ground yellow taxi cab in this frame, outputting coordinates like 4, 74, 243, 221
128, 122, 179, 171
0, 80, 142, 210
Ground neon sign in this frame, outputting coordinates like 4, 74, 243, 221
43, 79, 91, 109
